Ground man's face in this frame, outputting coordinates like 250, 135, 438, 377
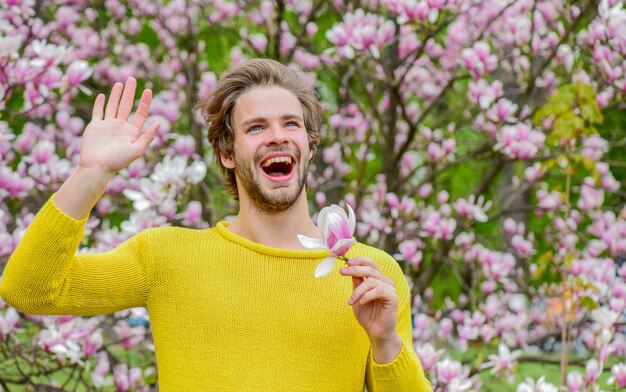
222, 86, 312, 213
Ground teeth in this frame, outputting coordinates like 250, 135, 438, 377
262, 156, 292, 167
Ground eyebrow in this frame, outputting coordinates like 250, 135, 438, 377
240, 114, 304, 128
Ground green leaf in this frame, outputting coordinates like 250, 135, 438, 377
580, 296, 598, 311
537, 251, 553, 266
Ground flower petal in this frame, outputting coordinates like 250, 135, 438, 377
123, 189, 144, 201
325, 205, 349, 241
316, 206, 330, 235
297, 235, 327, 250
330, 238, 356, 256
314, 256, 337, 278
347, 203, 356, 235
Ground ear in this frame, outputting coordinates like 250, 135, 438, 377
221, 152, 235, 169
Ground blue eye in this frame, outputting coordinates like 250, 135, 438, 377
248, 125, 263, 133
286, 121, 298, 127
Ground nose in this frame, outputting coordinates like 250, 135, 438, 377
264, 122, 288, 145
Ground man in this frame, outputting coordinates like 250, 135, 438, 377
0, 59, 430, 391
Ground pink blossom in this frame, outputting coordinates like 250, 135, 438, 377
315, 192, 326, 207
478, 280, 495, 294
420, 210, 457, 240
208, 0, 240, 23
516, 376, 558, 392
415, 343, 444, 372
418, 183, 433, 198
438, 317, 453, 338
181, 201, 202, 227
461, 41, 497, 79
537, 189, 561, 210
294, 49, 320, 71
298, 203, 357, 278
597, 87, 614, 108
91, 351, 110, 387
0, 166, 35, 198
503, 218, 519, 235
567, 371, 584, 392
585, 358, 602, 384
480, 343, 522, 382
486, 98, 518, 123
0, 307, 20, 339
468, 79, 502, 109
0, 231, 17, 257
577, 178, 604, 212
454, 194, 492, 222
64, 60, 92, 89
595, 162, 620, 191
524, 162, 546, 183
30, 140, 55, 164
437, 190, 449, 204
326, 10, 395, 60
608, 363, 626, 388
582, 135, 609, 160
323, 143, 342, 165
0, 35, 22, 59
158, 198, 177, 220
398, 239, 423, 270
82, 329, 103, 357
436, 358, 468, 383
113, 320, 146, 349
306, 22, 318, 37
511, 234, 534, 257
536, 70, 557, 92
28, 39, 66, 68
427, 141, 445, 160
114, 364, 131, 391
172, 135, 196, 158
494, 123, 545, 160
197, 71, 217, 101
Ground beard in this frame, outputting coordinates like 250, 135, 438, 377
234, 147, 309, 214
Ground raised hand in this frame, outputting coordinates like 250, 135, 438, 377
51, 78, 159, 220
79, 77, 159, 175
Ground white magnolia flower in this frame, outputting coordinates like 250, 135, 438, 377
298, 203, 357, 278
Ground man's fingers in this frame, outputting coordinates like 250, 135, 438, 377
357, 286, 393, 306
341, 265, 395, 287
348, 257, 378, 268
134, 122, 159, 151
351, 276, 364, 291
131, 89, 153, 130
349, 281, 394, 306
104, 82, 124, 119
348, 278, 377, 304
116, 77, 137, 121
91, 93, 105, 122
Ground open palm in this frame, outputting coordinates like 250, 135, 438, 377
80, 77, 159, 175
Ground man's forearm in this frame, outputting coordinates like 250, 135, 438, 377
53, 166, 114, 220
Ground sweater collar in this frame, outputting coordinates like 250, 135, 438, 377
215, 221, 330, 259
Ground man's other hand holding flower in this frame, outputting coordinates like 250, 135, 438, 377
298, 203, 402, 364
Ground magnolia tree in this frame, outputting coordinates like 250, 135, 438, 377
1, 0, 625, 390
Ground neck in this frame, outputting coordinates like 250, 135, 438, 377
227, 191, 321, 249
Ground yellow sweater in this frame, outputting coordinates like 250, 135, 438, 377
0, 197, 431, 392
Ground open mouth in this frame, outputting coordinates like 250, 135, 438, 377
260, 156, 294, 179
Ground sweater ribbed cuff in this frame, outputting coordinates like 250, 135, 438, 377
369, 340, 416, 382
44, 193, 90, 231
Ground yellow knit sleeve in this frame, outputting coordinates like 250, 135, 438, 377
358, 248, 433, 392
0, 196, 154, 316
